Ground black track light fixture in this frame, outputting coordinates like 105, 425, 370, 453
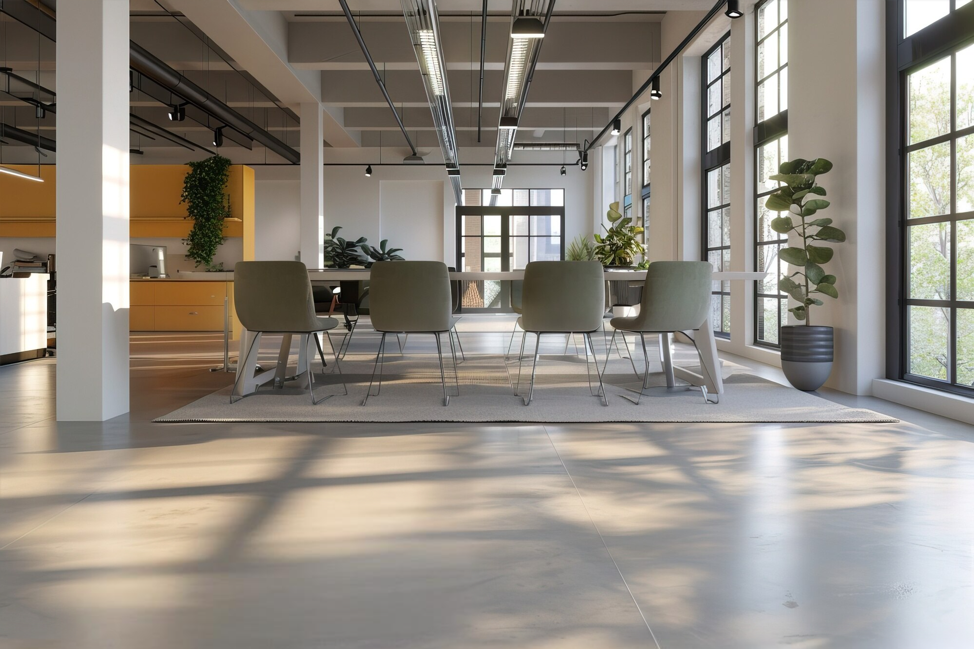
579, 151, 589, 171
491, 187, 502, 196
650, 77, 662, 101
212, 126, 224, 147
560, 165, 567, 176
168, 103, 186, 122
365, 164, 373, 177
611, 118, 621, 135
725, 0, 743, 19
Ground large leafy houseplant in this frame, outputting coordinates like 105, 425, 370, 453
323, 226, 368, 268
361, 239, 404, 267
594, 202, 645, 267
182, 154, 232, 269
765, 157, 845, 325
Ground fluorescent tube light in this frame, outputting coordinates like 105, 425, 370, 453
0, 165, 43, 182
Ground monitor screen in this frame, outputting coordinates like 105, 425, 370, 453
130, 244, 167, 278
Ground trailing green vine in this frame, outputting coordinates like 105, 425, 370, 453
182, 155, 232, 269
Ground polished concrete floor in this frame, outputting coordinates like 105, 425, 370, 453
1, 326, 973, 648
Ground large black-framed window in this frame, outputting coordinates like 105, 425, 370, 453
624, 127, 633, 217
457, 188, 565, 312
642, 109, 652, 247
889, 0, 974, 395
753, 0, 789, 347
703, 33, 732, 338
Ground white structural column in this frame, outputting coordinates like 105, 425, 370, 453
790, 0, 886, 394
300, 102, 325, 269
55, 0, 130, 421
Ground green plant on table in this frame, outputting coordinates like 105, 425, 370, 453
361, 239, 404, 267
566, 234, 596, 261
323, 226, 369, 269
181, 154, 232, 268
593, 201, 645, 267
765, 157, 846, 325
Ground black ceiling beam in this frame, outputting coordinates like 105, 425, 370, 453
0, 122, 56, 152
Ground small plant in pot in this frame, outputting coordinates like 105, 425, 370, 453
566, 234, 596, 261
765, 157, 845, 391
323, 226, 368, 269
594, 202, 645, 268
360, 239, 404, 267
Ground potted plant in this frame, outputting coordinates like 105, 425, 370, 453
323, 226, 368, 269
765, 157, 845, 391
593, 202, 645, 267
181, 154, 232, 269
566, 234, 596, 261
360, 239, 404, 267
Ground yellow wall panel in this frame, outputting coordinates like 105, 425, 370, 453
0, 166, 57, 217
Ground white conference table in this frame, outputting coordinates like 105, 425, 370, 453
301, 268, 765, 396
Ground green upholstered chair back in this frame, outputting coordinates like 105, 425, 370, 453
520, 261, 605, 333
511, 279, 524, 314
234, 261, 320, 333
369, 261, 453, 333
633, 261, 713, 332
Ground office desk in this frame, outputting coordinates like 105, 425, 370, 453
0, 273, 48, 365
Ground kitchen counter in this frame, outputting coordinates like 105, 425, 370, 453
0, 273, 48, 364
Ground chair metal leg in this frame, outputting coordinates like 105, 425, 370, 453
451, 327, 466, 362
601, 328, 618, 376
306, 334, 332, 405
621, 333, 653, 405
435, 333, 450, 406
619, 332, 639, 377
447, 327, 461, 397
689, 334, 720, 404
318, 331, 348, 396
336, 318, 357, 360
505, 320, 520, 360
523, 333, 541, 406
362, 332, 387, 406
586, 332, 608, 406
514, 328, 528, 394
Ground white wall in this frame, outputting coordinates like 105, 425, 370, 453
379, 181, 443, 261
254, 166, 301, 262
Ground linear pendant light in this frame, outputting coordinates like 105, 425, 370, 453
401, 0, 462, 204
0, 165, 43, 183
491, 0, 555, 201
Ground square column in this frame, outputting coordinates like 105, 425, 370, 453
55, 0, 130, 420
300, 102, 325, 269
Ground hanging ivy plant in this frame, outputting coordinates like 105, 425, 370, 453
182, 154, 232, 269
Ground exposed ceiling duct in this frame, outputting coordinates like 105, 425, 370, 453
0, 0, 301, 164
491, 0, 555, 197
0, 122, 55, 152
130, 43, 298, 163
512, 142, 579, 151
401, 0, 462, 204
338, 0, 419, 161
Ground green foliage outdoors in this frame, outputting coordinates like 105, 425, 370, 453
182, 155, 231, 269
902, 54, 974, 382
323, 226, 368, 268
361, 239, 404, 267
566, 234, 596, 261
594, 202, 645, 267
765, 157, 844, 326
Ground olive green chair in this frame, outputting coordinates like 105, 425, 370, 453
515, 261, 607, 406
504, 279, 524, 359
232, 261, 346, 404
364, 261, 459, 406
604, 261, 716, 404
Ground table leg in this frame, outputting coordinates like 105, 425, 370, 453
673, 316, 724, 395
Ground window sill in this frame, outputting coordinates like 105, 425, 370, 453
872, 379, 974, 426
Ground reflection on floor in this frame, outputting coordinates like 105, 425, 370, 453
1, 324, 972, 648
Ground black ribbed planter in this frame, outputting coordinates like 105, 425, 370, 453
780, 325, 833, 391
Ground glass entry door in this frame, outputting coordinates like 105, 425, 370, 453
457, 189, 565, 312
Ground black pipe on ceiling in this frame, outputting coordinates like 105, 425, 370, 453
338, 0, 418, 158
477, 0, 487, 143
130, 43, 298, 164
0, 122, 56, 152
585, 0, 727, 153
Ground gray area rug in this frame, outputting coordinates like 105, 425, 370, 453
156, 353, 895, 423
